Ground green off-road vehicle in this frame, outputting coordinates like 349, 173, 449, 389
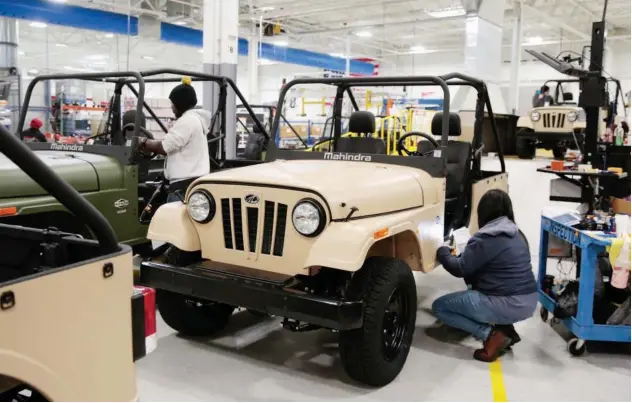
0, 69, 267, 257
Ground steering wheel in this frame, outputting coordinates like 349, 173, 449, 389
397, 131, 439, 157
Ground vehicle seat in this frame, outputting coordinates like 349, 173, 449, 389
335, 111, 386, 154
119, 110, 147, 145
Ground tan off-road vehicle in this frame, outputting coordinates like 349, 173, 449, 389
140, 73, 508, 387
516, 78, 625, 160
0, 107, 156, 400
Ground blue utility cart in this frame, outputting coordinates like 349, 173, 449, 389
538, 215, 631, 356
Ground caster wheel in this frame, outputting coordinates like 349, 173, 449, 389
540, 307, 549, 322
567, 338, 586, 356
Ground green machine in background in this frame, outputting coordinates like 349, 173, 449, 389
0, 69, 267, 257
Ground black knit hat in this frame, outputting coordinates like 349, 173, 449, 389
169, 77, 197, 113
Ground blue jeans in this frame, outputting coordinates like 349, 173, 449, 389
432, 290, 536, 341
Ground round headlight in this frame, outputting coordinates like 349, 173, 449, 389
567, 111, 578, 122
530, 111, 541, 121
187, 190, 215, 223
292, 199, 325, 237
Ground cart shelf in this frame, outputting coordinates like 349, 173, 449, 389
538, 215, 630, 355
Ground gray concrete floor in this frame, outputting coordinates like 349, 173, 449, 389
136, 157, 631, 401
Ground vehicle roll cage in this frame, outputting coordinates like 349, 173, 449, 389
17, 69, 268, 162
543, 77, 626, 116
268, 72, 505, 176
236, 104, 308, 149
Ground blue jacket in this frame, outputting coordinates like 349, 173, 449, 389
437, 217, 537, 296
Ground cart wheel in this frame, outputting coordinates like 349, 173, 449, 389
567, 338, 587, 356
540, 307, 549, 322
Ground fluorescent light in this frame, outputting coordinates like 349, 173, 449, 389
50, 0, 67, 3
86, 54, 108, 60
259, 6, 275, 11
526, 36, 543, 44
273, 40, 288, 47
18, 50, 25, 56
28, 69, 38, 74
329, 53, 346, 58
426, 7, 466, 18
29, 21, 47, 28
64, 65, 96, 73
104, 33, 114, 38
198, 49, 204, 53
409, 46, 427, 53
402, 34, 415, 39
55, 43, 68, 48
174, 20, 187, 26
258, 58, 277, 66
355, 30, 372, 38
141, 55, 154, 60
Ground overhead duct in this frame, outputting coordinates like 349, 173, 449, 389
138, 0, 166, 39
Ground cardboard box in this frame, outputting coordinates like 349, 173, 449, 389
612, 197, 631, 215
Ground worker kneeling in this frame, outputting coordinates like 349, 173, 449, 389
432, 189, 537, 362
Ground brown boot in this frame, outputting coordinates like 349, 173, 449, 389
473, 329, 512, 362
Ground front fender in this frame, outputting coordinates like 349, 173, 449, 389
516, 116, 533, 129
305, 205, 444, 272
147, 202, 200, 251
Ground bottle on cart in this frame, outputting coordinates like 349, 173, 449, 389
611, 235, 630, 290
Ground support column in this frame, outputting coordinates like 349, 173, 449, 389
247, 35, 259, 103
453, 0, 507, 113
0, 17, 19, 129
345, 35, 351, 77
509, 1, 523, 114
203, 0, 238, 159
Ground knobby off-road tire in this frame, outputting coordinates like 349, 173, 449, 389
516, 130, 536, 160
339, 257, 417, 387
156, 247, 234, 336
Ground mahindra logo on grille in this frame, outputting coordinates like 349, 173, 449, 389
324, 152, 372, 162
50, 143, 84, 152
244, 194, 259, 204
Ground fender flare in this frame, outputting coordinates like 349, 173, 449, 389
146, 202, 201, 251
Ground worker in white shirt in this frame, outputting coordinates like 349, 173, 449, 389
138, 77, 213, 202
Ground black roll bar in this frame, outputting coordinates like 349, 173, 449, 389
0, 124, 119, 253
17, 71, 145, 139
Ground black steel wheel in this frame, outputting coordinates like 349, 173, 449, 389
339, 257, 417, 387
382, 286, 410, 361
567, 338, 587, 356
540, 306, 549, 322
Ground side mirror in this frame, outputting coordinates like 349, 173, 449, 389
563, 92, 574, 101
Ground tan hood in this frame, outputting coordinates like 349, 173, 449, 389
193, 160, 427, 219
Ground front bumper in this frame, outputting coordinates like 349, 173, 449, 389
516, 131, 585, 143
139, 261, 364, 330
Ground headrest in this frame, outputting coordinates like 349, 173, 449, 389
122, 110, 146, 129
349, 111, 376, 134
431, 112, 461, 137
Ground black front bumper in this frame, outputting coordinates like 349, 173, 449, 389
516, 131, 585, 143
140, 261, 364, 330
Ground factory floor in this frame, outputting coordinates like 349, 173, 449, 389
136, 156, 631, 402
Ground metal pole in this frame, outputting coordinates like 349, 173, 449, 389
509, 0, 523, 114
345, 35, 351, 76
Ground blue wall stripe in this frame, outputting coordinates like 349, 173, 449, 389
0, 0, 138, 35
0, 0, 374, 75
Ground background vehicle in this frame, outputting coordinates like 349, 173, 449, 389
0, 122, 155, 401
516, 78, 625, 159
0, 69, 266, 257
139, 73, 507, 387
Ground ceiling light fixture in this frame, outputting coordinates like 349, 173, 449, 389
104, 33, 114, 38
426, 7, 466, 18
29, 21, 48, 29
259, 6, 275, 11
258, 58, 278, 66
174, 20, 187, 26
354, 30, 372, 38
273, 40, 288, 47
28, 69, 38, 74
198, 49, 204, 53
525, 36, 543, 44
86, 54, 108, 60
18, 50, 25, 56
55, 43, 68, 48
409, 46, 427, 54
141, 55, 155, 60
329, 53, 346, 58
64, 65, 96, 73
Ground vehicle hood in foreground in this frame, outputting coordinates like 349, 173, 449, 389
194, 159, 429, 220
0, 151, 123, 199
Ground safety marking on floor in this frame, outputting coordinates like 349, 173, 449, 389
489, 359, 508, 402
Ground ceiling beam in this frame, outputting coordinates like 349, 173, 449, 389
522, 4, 590, 40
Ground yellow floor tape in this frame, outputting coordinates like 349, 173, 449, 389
489, 359, 508, 402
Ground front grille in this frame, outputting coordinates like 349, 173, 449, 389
542, 112, 566, 129
221, 198, 288, 256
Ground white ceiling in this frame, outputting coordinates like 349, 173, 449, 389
16, 0, 632, 76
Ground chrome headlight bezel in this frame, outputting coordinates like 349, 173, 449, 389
292, 198, 326, 237
530, 111, 541, 121
186, 189, 216, 223
567, 111, 578, 122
